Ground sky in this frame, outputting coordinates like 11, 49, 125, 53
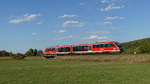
0, 0, 150, 53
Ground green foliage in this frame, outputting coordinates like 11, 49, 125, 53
0, 50, 14, 57
12, 53, 26, 60
0, 50, 26, 59
37, 50, 43, 56
25, 48, 34, 56
33, 49, 38, 56
0, 48, 43, 57
123, 38, 150, 54
135, 43, 150, 53
25, 48, 43, 56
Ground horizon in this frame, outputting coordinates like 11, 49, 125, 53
0, 0, 150, 53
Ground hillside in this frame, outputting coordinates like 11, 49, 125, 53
123, 37, 150, 54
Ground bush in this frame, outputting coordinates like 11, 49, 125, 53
0, 50, 11, 57
12, 53, 26, 60
123, 38, 150, 54
25, 48, 43, 56
135, 43, 150, 54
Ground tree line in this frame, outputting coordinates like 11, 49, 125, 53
0, 48, 43, 57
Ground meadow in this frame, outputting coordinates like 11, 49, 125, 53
0, 54, 150, 84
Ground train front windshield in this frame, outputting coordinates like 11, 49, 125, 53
114, 42, 124, 53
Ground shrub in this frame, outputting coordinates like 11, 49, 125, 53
13, 53, 26, 60
0, 50, 11, 57
135, 43, 150, 54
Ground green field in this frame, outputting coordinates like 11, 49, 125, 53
1, 55, 150, 84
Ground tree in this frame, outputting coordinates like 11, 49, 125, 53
33, 49, 38, 56
0, 50, 11, 57
25, 48, 34, 56
37, 50, 43, 56
25, 48, 43, 56
135, 43, 150, 54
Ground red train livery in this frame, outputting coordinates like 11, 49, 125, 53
43, 41, 124, 58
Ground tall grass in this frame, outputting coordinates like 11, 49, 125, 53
49, 54, 150, 63
1, 54, 150, 63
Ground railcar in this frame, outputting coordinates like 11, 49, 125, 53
43, 42, 124, 58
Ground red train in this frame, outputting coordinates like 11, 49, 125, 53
43, 41, 124, 58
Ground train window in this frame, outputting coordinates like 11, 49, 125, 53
51, 48, 55, 51
104, 44, 115, 47
58, 47, 70, 52
109, 44, 115, 47
65, 47, 71, 51
73, 46, 89, 51
93, 44, 104, 48
58, 48, 63, 52
73, 46, 78, 51
104, 44, 108, 47
45, 48, 55, 51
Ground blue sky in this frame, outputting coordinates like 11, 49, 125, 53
0, 0, 150, 53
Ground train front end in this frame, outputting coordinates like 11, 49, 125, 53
43, 47, 57, 58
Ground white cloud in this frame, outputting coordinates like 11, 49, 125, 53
101, 0, 121, 3
57, 30, 66, 33
86, 31, 110, 34
103, 22, 112, 24
62, 20, 85, 27
79, 3, 85, 5
9, 13, 41, 24
101, 4, 124, 11
36, 22, 43, 24
84, 35, 108, 40
32, 32, 37, 35
104, 16, 125, 20
99, 22, 113, 25
58, 14, 77, 18
101, 0, 109, 3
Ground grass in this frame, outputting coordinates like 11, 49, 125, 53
50, 54, 150, 63
0, 54, 150, 84
26, 54, 150, 63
